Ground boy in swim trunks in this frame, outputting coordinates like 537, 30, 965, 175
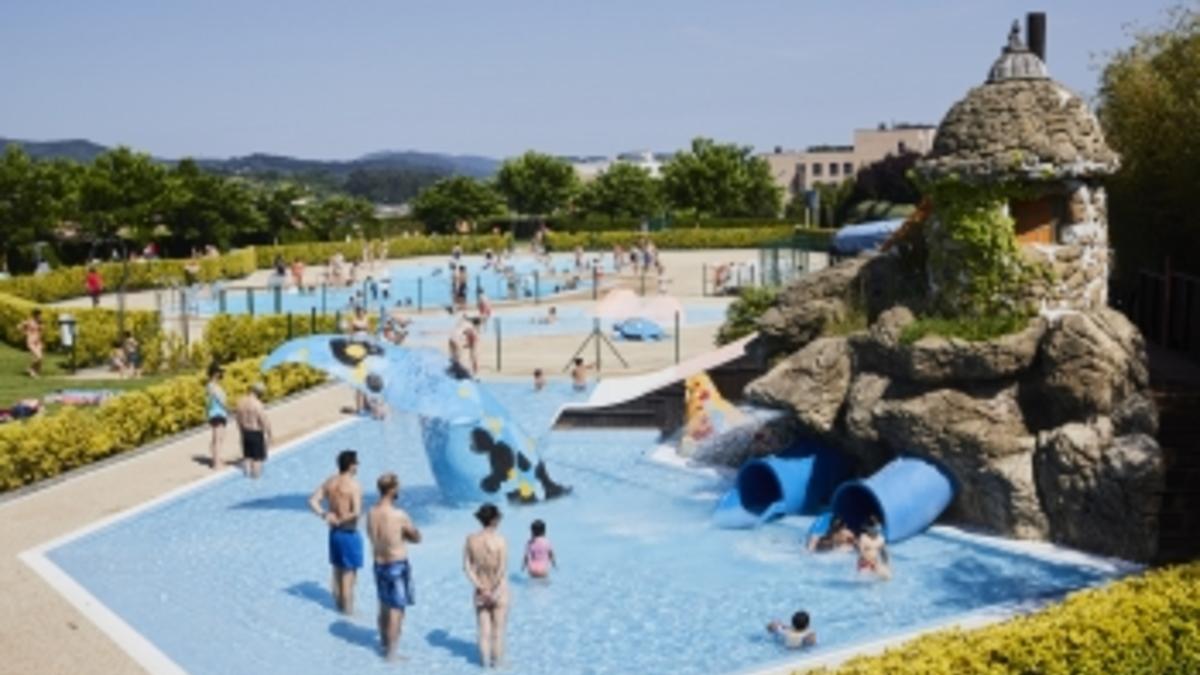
367, 472, 422, 661
766, 610, 817, 649
308, 450, 364, 614
234, 382, 272, 479
521, 519, 557, 579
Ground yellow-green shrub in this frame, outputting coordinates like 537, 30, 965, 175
545, 226, 798, 251
203, 313, 343, 363
0, 358, 325, 491
256, 234, 511, 267
808, 562, 1200, 675
0, 292, 161, 366
0, 248, 258, 303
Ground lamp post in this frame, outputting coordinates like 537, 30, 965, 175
58, 313, 77, 373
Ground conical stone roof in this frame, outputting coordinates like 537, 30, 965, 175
917, 22, 1119, 182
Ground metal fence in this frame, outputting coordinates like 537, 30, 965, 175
1121, 266, 1200, 363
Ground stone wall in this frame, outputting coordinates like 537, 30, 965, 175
1023, 182, 1110, 313
744, 258, 1164, 561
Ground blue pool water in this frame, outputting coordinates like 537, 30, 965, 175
194, 254, 610, 316
48, 382, 1113, 675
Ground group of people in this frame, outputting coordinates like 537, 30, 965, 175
308, 450, 557, 665
108, 331, 142, 379
807, 514, 892, 580
205, 363, 273, 478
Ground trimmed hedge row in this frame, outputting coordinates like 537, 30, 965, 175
482, 215, 798, 235
202, 313, 344, 364
544, 226, 799, 251
254, 234, 511, 268
810, 562, 1200, 675
0, 292, 161, 367
0, 248, 258, 304
0, 358, 325, 491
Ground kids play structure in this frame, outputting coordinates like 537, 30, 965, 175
262, 336, 571, 504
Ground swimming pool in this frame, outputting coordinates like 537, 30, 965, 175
41, 382, 1118, 674
193, 254, 611, 316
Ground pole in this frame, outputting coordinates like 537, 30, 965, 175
274, 285, 282, 313
247, 288, 255, 316
310, 307, 317, 334
674, 310, 680, 364
219, 289, 227, 313
495, 317, 502, 372
594, 318, 601, 372
592, 266, 598, 300
533, 271, 540, 304
287, 312, 294, 339
180, 289, 190, 346
702, 263, 707, 297
417, 277, 423, 313
321, 284, 327, 314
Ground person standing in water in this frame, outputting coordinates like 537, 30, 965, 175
205, 363, 227, 469
464, 503, 509, 669
367, 472, 422, 661
308, 450, 364, 614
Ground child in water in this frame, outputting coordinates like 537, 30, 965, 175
766, 611, 817, 649
522, 519, 557, 579
856, 516, 892, 580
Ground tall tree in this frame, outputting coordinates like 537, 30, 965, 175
579, 162, 662, 221
411, 176, 506, 233
78, 147, 168, 244
660, 138, 782, 218
0, 146, 79, 270
1098, 4, 1200, 276
494, 151, 579, 216
848, 151, 922, 206
306, 195, 377, 241
255, 182, 310, 244
161, 159, 264, 251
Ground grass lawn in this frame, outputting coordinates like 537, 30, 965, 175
0, 342, 171, 407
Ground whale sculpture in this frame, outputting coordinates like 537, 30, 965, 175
261, 335, 571, 504
678, 372, 748, 457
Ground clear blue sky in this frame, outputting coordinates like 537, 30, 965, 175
0, 0, 1178, 161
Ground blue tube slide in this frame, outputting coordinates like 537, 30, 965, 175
829, 456, 957, 543
712, 444, 850, 529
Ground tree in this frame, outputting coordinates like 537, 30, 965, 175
578, 162, 662, 221
78, 147, 168, 244
1098, 5, 1200, 277
255, 182, 310, 244
848, 151, 922, 207
494, 151, 579, 216
161, 159, 264, 251
0, 146, 80, 271
306, 195, 377, 241
411, 177, 506, 233
660, 138, 782, 218
343, 167, 445, 204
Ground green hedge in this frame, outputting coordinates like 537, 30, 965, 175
202, 313, 345, 364
0, 248, 258, 304
483, 215, 797, 235
255, 234, 511, 267
0, 358, 324, 492
809, 562, 1200, 675
0, 292, 161, 367
544, 226, 798, 251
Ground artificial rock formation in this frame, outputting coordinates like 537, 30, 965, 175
743, 258, 1165, 561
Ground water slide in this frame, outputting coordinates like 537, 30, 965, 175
711, 441, 852, 529
262, 336, 570, 504
828, 456, 957, 543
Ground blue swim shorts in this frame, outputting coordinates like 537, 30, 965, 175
374, 559, 415, 609
328, 528, 363, 570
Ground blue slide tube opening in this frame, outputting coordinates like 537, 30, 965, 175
830, 456, 957, 543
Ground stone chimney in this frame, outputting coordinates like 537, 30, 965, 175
1027, 12, 1046, 63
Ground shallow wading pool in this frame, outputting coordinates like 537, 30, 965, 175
38, 382, 1121, 674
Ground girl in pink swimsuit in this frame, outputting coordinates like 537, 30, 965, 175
522, 519, 557, 579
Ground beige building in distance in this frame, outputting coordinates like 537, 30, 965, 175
762, 123, 937, 200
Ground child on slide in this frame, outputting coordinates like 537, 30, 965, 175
522, 519, 557, 579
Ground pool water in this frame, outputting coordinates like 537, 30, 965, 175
48, 382, 1113, 675
194, 253, 611, 316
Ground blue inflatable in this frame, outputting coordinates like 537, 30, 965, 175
262, 335, 571, 504
614, 317, 664, 341
711, 442, 851, 529
830, 456, 956, 543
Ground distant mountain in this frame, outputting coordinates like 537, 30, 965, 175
0, 137, 110, 163
0, 137, 500, 178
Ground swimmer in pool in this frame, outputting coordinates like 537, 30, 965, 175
807, 516, 856, 552
570, 357, 592, 391
856, 516, 891, 580
766, 610, 817, 649
521, 519, 557, 579
533, 368, 546, 392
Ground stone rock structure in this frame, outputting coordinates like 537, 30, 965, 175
743, 257, 1165, 561
916, 22, 1119, 313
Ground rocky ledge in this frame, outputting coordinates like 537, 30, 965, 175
746, 256, 1164, 561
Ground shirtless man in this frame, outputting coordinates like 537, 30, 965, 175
308, 450, 364, 614
234, 382, 273, 479
570, 357, 593, 391
367, 473, 422, 661
464, 503, 508, 669
856, 516, 892, 580
19, 309, 43, 378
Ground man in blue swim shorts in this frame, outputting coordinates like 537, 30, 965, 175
368, 472, 422, 661
308, 450, 363, 614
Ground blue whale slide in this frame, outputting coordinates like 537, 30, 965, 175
829, 456, 957, 543
711, 443, 851, 529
